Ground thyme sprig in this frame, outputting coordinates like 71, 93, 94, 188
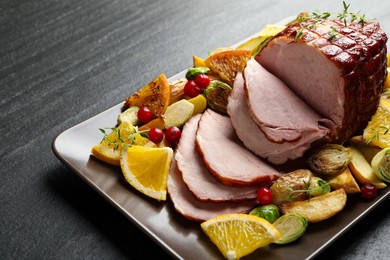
99, 126, 149, 150
366, 126, 390, 145
284, 180, 330, 203
294, 1, 368, 41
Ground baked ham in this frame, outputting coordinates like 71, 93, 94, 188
175, 114, 258, 202
256, 18, 388, 144
195, 109, 283, 186
228, 72, 328, 164
167, 158, 257, 222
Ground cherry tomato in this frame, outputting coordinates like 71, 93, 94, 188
148, 128, 164, 144
165, 126, 181, 145
256, 187, 273, 205
137, 107, 153, 124
184, 80, 200, 98
361, 184, 377, 199
194, 74, 210, 90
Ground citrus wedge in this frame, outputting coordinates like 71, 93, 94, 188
363, 99, 390, 148
91, 121, 149, 166
205, 49, 251, 86
201, 214, 280, 260
125, 74, 170, 117
120, 146, 173, 201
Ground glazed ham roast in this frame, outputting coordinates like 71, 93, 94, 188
229, 18, 387, 164
257, 18, 388, 144
167, 17, 388, 221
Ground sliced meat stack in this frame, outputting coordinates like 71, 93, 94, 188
229, 18, 387, 164
168, 110, 285, 221
175, 114, 258, 202
167, 158, 257, 222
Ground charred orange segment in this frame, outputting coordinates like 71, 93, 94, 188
125, 74, 170, 117
205, 50, 251, 86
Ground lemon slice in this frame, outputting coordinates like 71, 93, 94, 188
91, 121, 150, 165
363, 99, 390, 148
120, 146, 173, 201
201, 214, 280, 260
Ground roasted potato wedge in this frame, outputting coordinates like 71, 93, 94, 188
270, 169, 313, 205
280, 189, 347, 223
348, 136, 382, 163
348, 145, 387, 189
325, 167, 361, 194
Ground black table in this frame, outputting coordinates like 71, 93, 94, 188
2, 0, 390, 259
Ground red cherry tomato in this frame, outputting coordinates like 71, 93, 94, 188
184, 80, 200, 98
148, 128, 164, 144
137, 107, 153, 124
361, 184, 377, 199
194, 74, 210, 90
165, 126, 181, 145
256, 187, 273, 205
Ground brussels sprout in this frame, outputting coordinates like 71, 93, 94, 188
185, 67, 210, 80
270, 169, 313, 205
307, 144, 352, 175
308, 177, 330, 197
249, 204, 280, 224
371, 148, 390, 182
273, 213, 308, 244
203, 81, 232, 114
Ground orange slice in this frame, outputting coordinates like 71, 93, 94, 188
125, 74, 170, 117
205, 49, 251, 86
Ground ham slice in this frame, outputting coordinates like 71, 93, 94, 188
176, 114, 258, 202
167, 158, 257, 222
196, 109, 283, 186
228, 72, 327, 164
244, 59, 332, 144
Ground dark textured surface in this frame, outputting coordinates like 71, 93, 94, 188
1, 0, 390, 259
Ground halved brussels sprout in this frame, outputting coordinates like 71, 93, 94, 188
203, 81, 232, 114
308, 177, 331, 197
307, 144, 352, 175
249, 204, 280, 224
185, 67, 210, 80
273, 213, 308, 244
371, 148, 390, 182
